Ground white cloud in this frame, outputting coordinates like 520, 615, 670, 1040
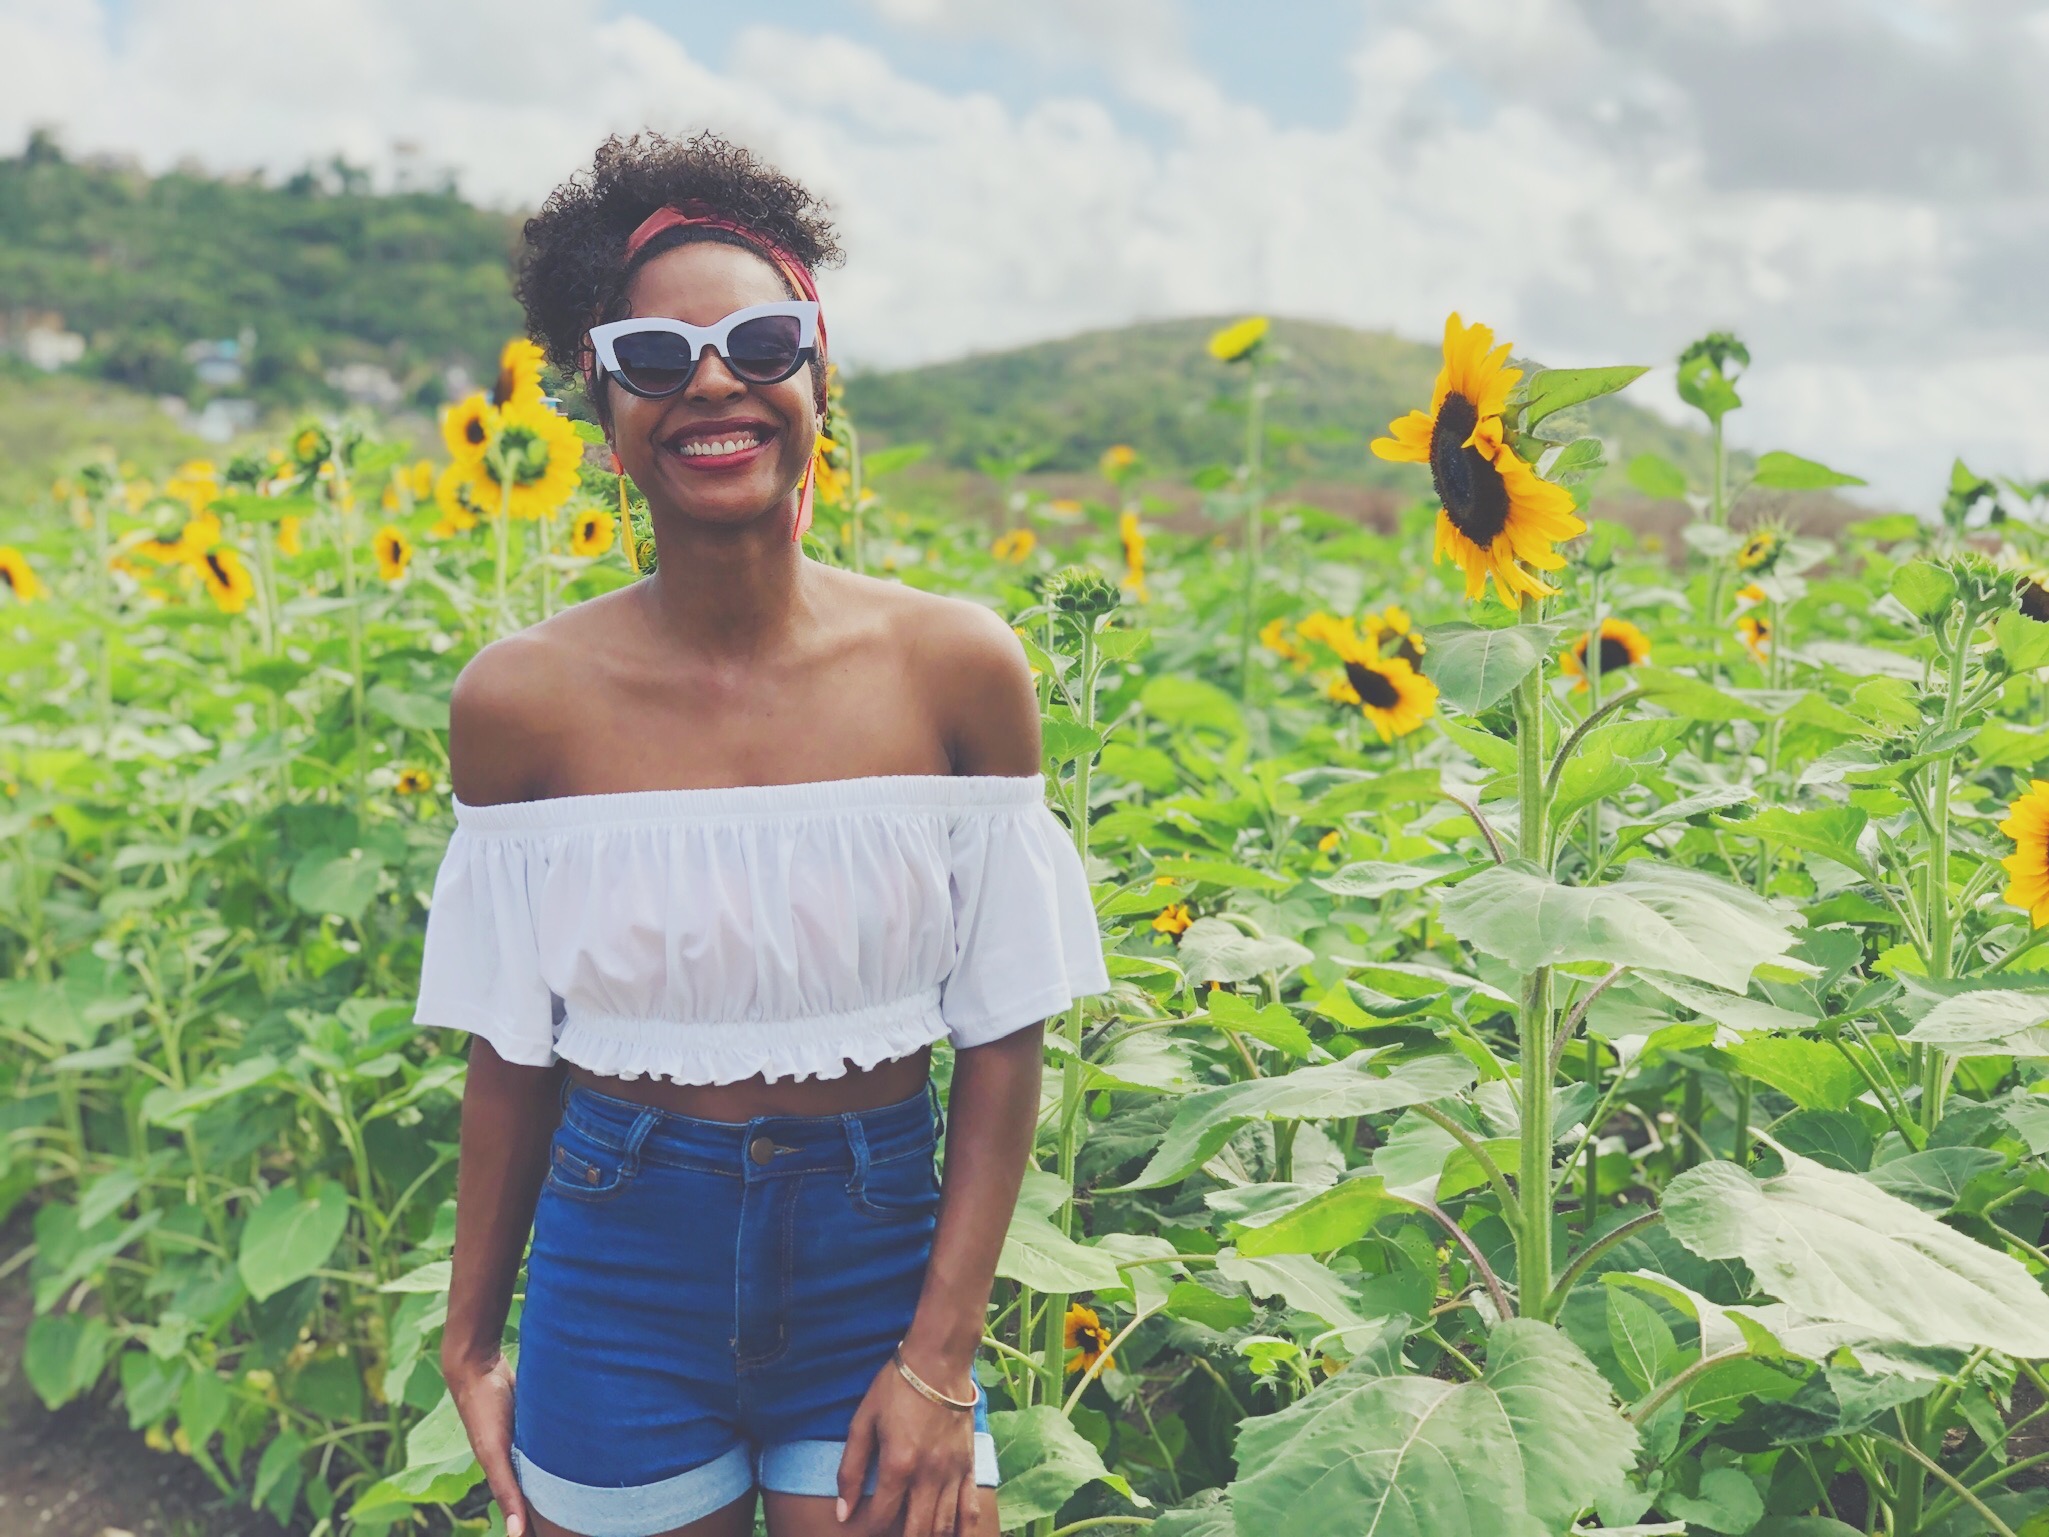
0, 0, 2043, 506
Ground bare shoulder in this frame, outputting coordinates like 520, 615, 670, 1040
447, 588, 637, 805
846, 573, 1040, 777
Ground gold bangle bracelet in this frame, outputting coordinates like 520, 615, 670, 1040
893, 1343, 978, 1412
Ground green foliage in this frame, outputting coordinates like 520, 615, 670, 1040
7, 314, 2049, 1537
0, 141, 522, 408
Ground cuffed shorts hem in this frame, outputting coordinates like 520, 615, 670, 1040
514, 1444, 754, 1537
756, 1433, 1002, 1497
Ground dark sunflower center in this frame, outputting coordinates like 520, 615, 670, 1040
1428, 391, 1511, 547
2023, 582, 2049, 623
1596, 636, 1633, 673
492, 369, 515, 406
204, 553, 229, 584
1345, 660, 1401, 709
465, 415, 487, 446
0, 567, 15, 591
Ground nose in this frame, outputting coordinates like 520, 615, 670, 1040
685, 346, 749, 402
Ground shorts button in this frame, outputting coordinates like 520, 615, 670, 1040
749, 1135, 776, 1166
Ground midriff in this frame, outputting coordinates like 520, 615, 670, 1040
565, 1045, 934, 1122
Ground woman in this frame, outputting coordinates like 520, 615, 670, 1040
416, 133, 1108, 1537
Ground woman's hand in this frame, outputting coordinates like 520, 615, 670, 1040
445, 1350, 530, 1537
836, 1355, 983, 1537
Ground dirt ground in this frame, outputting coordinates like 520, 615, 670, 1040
0, 1218, 288, 1537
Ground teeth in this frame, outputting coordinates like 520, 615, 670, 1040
677, 434, 762, 458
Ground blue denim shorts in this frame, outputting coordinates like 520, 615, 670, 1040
512, 1081, 997, 1536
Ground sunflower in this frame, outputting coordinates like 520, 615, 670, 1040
1369, 604, 1427, 665
1736, 583, 1766, 607
291, 425, 330, 471
410, 460, 437, 500
1294, 611, 1359, 652
1735, 526, 1784, 574
2018, 575, 2049, 624
570, 509, 616, 558
1100, 443, 1139, 480
132, 511, 222, 569
812, 433, 852, 509
373, 526, 413, 582
1372, 314, 1587, 609
197, 547, 255, 613
164, 460, 220, 514
1119, 510, 1148, 603
441, 394, 498, 465
1999, 782, 2049, 927
277, 517, 303, 557
1327, 652, 1439, 742
1260, 617, 1311, 666
0, 547, 45, 602
992, 528, 1037, 563
1152, 903, 1193, 937
1317, 829, 1342, 854
432, 463, 483, 536
491, 338, 547, 408
1737, 613, 1771, 662
462, 396, 583, 520
1064, 1304, 1116, 1374
394, 768, 434, 796
1559, 617, 1652, 691
1208, 316, 1269, 364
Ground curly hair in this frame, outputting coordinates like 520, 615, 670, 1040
516, 131, 843, 412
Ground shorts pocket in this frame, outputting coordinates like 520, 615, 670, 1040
544, 1126, 635, 1203
850, 1148, 940, 1221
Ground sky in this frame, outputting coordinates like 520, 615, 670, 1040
2, 0, 2046, 509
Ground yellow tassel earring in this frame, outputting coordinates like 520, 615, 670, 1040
613, 449, 638, 574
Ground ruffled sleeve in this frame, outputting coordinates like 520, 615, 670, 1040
940, 799, 1110, 1049
413, 824, 558, 1067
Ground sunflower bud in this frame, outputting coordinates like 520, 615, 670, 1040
1046, 565, 1120, 619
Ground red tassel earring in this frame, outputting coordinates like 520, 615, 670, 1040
794, 458, 815, 543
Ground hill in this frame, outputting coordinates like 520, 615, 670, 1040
0, 131, 522, 410
842, 315, 1717, 496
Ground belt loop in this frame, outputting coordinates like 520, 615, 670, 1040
842, 1111, 871, 1201
620, 1106, 660, 1179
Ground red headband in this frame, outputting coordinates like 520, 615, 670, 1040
613, 201, 827, 542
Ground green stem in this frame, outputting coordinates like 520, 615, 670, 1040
1513, 618, 1553, 1315
1235, 359, 1266, 699
1042, 621, 1100, 1404
331, 458, 367, 811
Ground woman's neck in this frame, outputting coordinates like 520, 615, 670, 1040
634, 509, 815, 660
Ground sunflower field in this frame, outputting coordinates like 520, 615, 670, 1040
8, 314, 2049, 1537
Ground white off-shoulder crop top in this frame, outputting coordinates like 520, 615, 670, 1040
412, 773, 1110, 1086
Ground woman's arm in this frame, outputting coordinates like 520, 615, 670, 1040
837, 1026, 1043, 1537
441, 1038, 565, 1537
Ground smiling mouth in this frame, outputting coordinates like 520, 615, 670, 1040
665, 426, 773, 461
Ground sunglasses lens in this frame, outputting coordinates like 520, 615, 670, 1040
724, 315, 805, 383
611, 330, 695, 395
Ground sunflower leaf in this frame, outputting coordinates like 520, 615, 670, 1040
1902, 989, 2049, 1057
1995, 612, 2049, 673
1422, 622, 1565, 714
1225, 1319, 1637, 1537
1435, 861, 1804, 993
1115, 1052, 1476, 1190
1515, 366, 1650, 430
1662, 1154, 2049, 1355
1750, 451, 1867, 490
